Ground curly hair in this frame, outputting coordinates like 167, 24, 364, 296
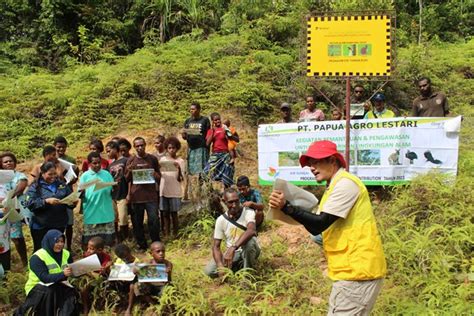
0, 152, 17, 167
163, 136, 181, 151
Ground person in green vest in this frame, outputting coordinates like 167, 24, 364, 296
14, 229, 80, 315
364, 92, 395, 119
269, 140, 386, 316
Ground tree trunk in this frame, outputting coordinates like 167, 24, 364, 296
418, 0, 423, 44
160, 14, 165, 43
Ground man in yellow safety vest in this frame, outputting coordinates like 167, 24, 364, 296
269, 140, 386, 315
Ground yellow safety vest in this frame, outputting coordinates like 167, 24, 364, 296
366, 109, 395, 119
321, 170, 386, 281
25, 248, 70, 295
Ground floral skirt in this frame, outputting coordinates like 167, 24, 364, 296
82, 222, 116, 246
203, 152, 234, 187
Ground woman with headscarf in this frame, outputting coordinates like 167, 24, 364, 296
14, 229, 80, 315
26, 162, 73, 251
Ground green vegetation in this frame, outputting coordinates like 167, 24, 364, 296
0, 36, 472, 160
0, 0, 472, 314
1, 0, 471, 70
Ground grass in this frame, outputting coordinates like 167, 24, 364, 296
2, 173, 472, 315
1, 118, 472, 315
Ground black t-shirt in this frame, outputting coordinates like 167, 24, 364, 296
108, 157, 129, 200
184, 116, 211, 149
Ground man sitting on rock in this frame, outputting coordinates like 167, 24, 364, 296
204, 188, 260, 278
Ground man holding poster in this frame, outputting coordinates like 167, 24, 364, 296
269, 140, 386, 316
125, 137, 161, 251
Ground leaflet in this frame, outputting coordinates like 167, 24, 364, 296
267, 178, 319, 225
0, 170, 14, 184
68, 254, 102, 277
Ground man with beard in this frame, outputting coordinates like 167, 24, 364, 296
351, 85, 372, 119
204, 188, 260, 278
412, 77, 449, 117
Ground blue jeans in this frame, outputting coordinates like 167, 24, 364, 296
131, 202, 160, 249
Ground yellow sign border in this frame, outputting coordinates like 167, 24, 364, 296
306, 14, 393, 78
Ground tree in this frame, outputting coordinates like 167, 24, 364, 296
142, 0, 174, 43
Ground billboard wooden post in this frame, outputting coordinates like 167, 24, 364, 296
345, 78, 351, 170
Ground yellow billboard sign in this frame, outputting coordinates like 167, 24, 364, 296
307, 15, 392, 78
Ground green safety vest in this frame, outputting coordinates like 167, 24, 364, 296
24, 248, 70, 295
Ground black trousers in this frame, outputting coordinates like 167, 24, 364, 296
0, 250, 11, 272
14, 283, 80, 316
130, 202, 160, 249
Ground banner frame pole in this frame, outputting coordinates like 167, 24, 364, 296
345, 78, 351, 170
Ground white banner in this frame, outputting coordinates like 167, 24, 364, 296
258, 116, 461, 186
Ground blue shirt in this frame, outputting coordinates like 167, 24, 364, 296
239, 188, 263, 205
26, 179, 72, 229
80, 169, 115, 225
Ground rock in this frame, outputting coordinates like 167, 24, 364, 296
310, 296, 323, 305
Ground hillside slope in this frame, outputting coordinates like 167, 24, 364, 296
1, 34, 472, 159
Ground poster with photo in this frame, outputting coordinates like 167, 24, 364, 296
132, 169, 155, 184
137, 264, 168, 283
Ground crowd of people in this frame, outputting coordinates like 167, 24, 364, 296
277, 77, 449, 123
0, 78, 450, 315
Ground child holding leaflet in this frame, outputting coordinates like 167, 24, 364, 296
125, 241, 172, 316
81, 236, 113, 314
111, 243, 140, 305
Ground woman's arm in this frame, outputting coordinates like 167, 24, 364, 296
230, 131, 239, 143
206, 129, 214, 147
25, 184, 46, 212
282, 203, 339, 236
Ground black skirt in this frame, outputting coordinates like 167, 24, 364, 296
14, 282, 80, 316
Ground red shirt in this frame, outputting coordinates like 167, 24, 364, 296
81, 157, 109, 173
83, 251, 112, 275
206, 127, 228, 153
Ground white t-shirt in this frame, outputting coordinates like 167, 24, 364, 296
317, 169, 360, 219
214, 207, 256, 249
159, 157, 185, 198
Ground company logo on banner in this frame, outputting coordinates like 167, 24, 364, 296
258, 116, 461, 186
306, 14, 393, 78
